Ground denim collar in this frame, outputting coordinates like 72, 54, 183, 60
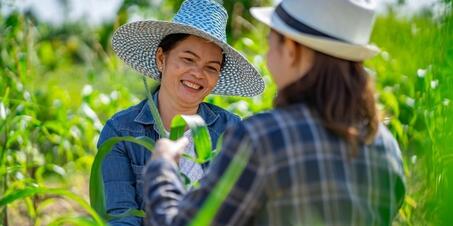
134, 90, 219, 127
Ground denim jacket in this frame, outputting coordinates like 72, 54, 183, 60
97, 91, 240, 226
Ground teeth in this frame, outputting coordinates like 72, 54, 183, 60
182, 80, 201, 90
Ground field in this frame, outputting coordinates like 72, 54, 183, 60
1, 0, 452, 225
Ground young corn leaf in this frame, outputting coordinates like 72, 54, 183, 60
106, 208, 145, 221
169, 115, 186, 141
169, 114, 212, 164
142, 77, 167, 138
0, 187, 105, 225
89, 136, 154, 220
0, 87, 11, 134
211, 134, 224, 159
48, 216, 99, 226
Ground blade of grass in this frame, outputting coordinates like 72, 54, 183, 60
0, 187, 105, 225
0, 87, 10, 226
169, 115, 212, 164
181, 115, 212, 163
211, 134, 224, 159
89, 136, 154, 219
106, 208, 145, 221
48, 215, 99, 226
169, 115, 186, 141
142, 77, 167, 138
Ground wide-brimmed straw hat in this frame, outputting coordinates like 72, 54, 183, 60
112, 0, 264, 97
251, 0, 380, 61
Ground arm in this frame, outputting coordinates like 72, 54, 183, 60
143, 123, 266, 226
98, 120, 143, 226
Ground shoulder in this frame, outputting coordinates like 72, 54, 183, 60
98, 100, 147, 145
374, 124, 403, 159
201, 102, 241, 124
107, 100, 146, 127
241, 104, 318, 136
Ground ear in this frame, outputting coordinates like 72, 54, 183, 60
156, 47, 165, 72
298, 45, 315, 72
283, 38, 299, 66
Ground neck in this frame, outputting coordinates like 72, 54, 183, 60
157, 88, 199, 131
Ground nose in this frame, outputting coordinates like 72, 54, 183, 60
191, 66, 204, 79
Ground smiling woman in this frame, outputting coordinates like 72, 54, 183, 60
156, 34, 224, 122
96, 0, 264, 225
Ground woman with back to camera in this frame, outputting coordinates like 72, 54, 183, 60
143, 0, 406, 225
97, 0, 264, 225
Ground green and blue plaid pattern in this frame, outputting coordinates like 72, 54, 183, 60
144, 103, 405, 226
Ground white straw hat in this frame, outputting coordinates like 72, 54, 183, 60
251, 0, 380, 61
112, 0, 265, 96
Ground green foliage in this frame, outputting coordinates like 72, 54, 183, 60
170, 115, 213, 163
89, 136, 154, 220
0, 187, 104, 225
0, 8, 142, 225
1, 0, 452, 225
88, 100, 236, 223
365, 7, 453, 225
143, 77, 167, 139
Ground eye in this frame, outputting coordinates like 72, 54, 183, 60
182, 57, 194, 63
206, 66, 220, 73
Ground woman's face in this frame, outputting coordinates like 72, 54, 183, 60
157, 35, 223, 107
266, 30, 292, 90
266, 30, 314, 90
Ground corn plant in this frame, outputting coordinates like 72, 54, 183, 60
0, 12, 117, 225
2, 1, 452, 225
0, 187, 104, 225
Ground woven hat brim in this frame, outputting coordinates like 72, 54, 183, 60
251, 7, 380, 61
112, 20, 265, 97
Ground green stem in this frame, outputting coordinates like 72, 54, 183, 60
89, 136, 154, 219
1, 120, 9, 226
142, 77, 168, 138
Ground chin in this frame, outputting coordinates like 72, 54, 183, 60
178, 95, 203, 106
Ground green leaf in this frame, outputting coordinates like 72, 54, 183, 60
35, 164, 66, 184
106, 208, 145, 221
380, 91, 400, 117
169, 115, 212, 164
169, 115, 186, 141
211, 134, 224, 159
0, 87, 11, 133
89, 136, 155, 220
0, 187, 105, 225
48, 216, 99, 226
142, 77, 167, 138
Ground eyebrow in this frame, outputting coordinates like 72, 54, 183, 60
183, 50, 222, 66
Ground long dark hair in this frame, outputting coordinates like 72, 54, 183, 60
274, 33, 379, 152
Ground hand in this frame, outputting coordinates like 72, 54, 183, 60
151, 137, 189, 165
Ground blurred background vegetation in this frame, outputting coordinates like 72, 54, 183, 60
1, 0, 452, 225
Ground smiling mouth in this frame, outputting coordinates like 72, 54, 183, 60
181, 80, 203, 90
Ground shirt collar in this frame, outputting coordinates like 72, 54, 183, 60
134, 90, 219, 127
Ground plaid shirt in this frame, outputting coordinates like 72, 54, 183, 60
144, 103, 406, 226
